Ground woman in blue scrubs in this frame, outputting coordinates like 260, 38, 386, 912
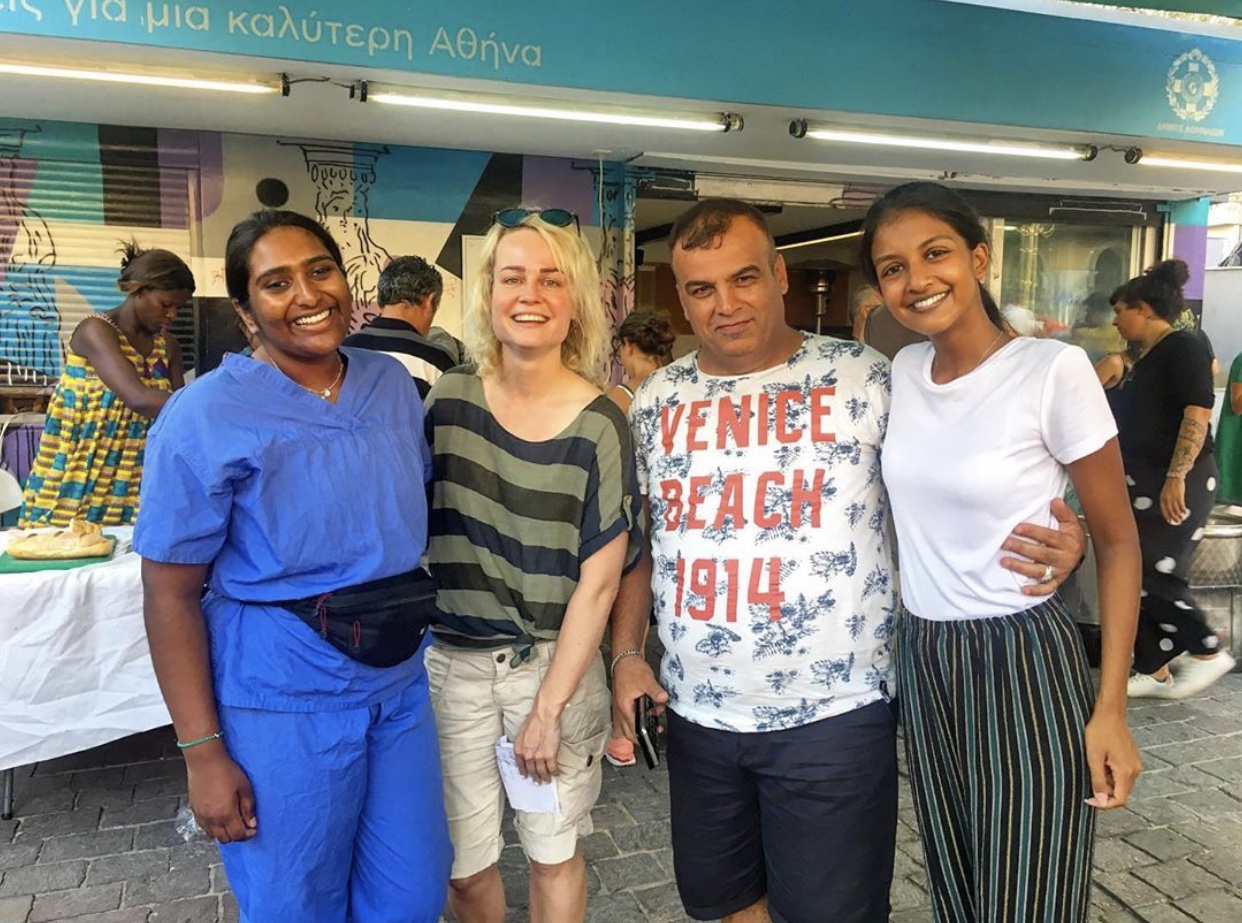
134, 210, 451, 922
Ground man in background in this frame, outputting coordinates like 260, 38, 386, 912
343, 255, 457, 399
848, 284, 882, 342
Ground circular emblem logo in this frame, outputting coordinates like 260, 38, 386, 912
1167, 48, 1219, 122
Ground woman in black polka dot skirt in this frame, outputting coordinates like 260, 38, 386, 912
1109, 259, 1236, 698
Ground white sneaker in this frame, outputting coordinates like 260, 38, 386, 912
1127, 672, 1178, 698
1166, 652, 1237, 699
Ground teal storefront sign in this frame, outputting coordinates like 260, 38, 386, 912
1, 0, 1240, 145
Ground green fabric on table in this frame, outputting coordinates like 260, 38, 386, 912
0, 535, 118, 574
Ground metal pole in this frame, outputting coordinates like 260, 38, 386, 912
2, 767, 13, 820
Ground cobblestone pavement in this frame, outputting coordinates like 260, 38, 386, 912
2, 674, 1240, 923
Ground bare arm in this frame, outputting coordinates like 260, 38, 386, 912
1161, 406, 1213, 525
142, 560, 255, 842
71, 320, 173, 418
1067, 439, 1142, 808
606, 385, 633, 415
166, 334, 185, 391
1094, 354, 1124, 389
1231, 382, 1242, 416
513, 531, 628, 783
608, 501, 667, 742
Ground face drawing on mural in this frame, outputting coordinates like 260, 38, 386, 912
0, 125, 59, 385
284, 142, 393, 324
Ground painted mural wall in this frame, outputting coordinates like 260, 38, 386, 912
0, 116, 623, 387
1, 1, 1240, 147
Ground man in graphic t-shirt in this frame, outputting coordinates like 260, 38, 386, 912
608, 199, 1086, 923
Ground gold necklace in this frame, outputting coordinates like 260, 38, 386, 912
933, 329, 1008, 380
267, 352, 345, 400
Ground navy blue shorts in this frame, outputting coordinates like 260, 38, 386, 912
666, 700, 897, 923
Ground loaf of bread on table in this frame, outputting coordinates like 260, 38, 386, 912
6, 520, 113, 560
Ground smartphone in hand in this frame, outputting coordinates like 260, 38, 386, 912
634, 695, 660, 769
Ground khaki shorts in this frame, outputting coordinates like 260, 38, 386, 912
425, 640, 610, 878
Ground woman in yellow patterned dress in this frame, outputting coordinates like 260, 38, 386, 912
20, 244, 195, 527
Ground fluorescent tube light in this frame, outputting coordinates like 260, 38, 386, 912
789, 120, 1096, 162
365, 85, 742, 133
776, 230, 863, 252
695, 175, 845, 206
0, 62, 285, 95
1134, 154, 1242, 175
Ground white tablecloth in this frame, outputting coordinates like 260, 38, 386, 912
0, 526, 170, 771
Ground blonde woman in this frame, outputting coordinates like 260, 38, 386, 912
423, 207, 643, 923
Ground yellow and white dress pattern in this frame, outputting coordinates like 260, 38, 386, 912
20, 315, 173, 527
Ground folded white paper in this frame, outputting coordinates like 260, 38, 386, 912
494, 736, 560, 814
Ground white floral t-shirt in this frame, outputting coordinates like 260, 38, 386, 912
630, 335, 896, 732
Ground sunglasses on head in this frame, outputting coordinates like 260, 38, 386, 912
493, 207, 580, 234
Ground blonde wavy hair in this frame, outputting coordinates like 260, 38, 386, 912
462, 211, 608, 386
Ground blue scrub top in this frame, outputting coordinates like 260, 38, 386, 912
134, 349, 432, 711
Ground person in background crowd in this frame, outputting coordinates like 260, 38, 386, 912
863, 299, 928, 361
1095, 341, 1142, 390
849, 284, 883, 342
606, 307, 677, 416
234, 314, 263, 358
1093, 287, 1140, 390
602, 307, 676, 768
1112, 259, 1237, 697
609, 198, 1087, 923
20, 243, 193, 527
1075, 290, 1126, 365
343, 254, 457, 400
135, 210, 451, 922
861, 181, 1141, 923
424, 206, 643, 923
1215, 349, 1242, 509
428, 325, 466, 365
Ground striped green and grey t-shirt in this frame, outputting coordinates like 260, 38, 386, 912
425, 368, 642, 649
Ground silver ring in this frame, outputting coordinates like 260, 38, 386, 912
1041, 564, 1054, 583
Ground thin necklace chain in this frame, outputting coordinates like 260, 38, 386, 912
267, 351, 344, 400
1140, 325, 1175, 359
933, 328, 1007, 380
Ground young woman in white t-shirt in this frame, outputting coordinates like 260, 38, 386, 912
859, 181, 1142, 923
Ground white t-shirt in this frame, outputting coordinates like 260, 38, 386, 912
630, 335, 896, 732
882, 337, 1115, 621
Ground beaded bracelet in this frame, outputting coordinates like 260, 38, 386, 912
610, 648, 643, 677
176, 731, 223, 750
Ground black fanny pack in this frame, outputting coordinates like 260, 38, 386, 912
274, 568, 437, 668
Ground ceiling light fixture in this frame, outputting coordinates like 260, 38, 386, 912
0, 62, 288, 95
359, 82, 742, 133
789, 120, 1096, 162
776, 230, 863, 252
1125, 148, 1242, 174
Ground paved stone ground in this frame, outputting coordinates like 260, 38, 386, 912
2, 674, 1241, 923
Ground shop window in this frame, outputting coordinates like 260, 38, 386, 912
998, 221, 1134, 363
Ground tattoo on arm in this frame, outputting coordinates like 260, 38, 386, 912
1168, 416, 1207, 478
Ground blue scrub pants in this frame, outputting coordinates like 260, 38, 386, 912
216, 669, 452, 923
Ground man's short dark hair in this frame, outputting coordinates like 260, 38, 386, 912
378, 255, 444, 311
669, 199, 775, 255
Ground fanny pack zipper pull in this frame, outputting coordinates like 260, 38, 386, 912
316, 593, 332, 639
